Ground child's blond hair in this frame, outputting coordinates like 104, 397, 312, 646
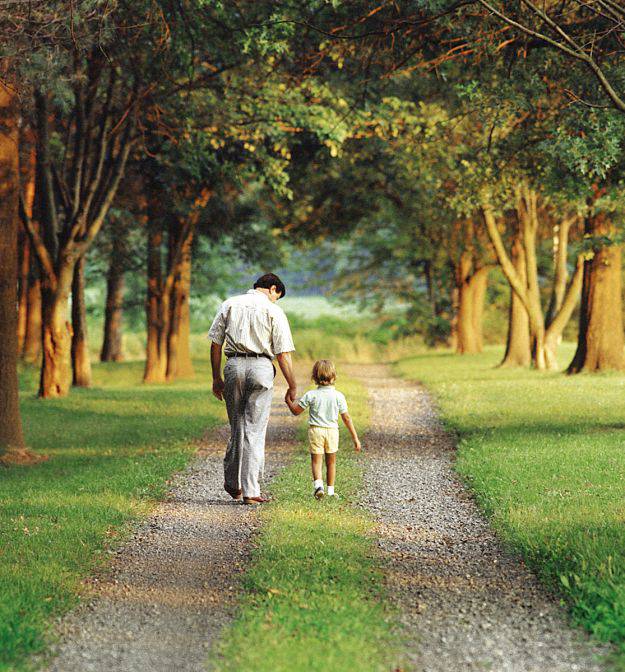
312, 359, 337, 386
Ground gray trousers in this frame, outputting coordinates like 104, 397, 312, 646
223, 357, 274, 498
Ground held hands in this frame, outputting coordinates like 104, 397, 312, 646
212, 377, 225, 401
353, 438, 362, 453
285, 386, 297, 404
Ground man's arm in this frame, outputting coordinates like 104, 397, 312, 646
276, 351, 297, 403
340, 412, 362, 452
211, 342, 225, 401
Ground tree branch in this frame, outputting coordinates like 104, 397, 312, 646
473, 0, 625, 113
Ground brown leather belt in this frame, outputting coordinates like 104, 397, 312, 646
225, 352, 272, 360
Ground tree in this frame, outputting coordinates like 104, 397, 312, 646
470, 0, 625, 113
0, 79, 27, 461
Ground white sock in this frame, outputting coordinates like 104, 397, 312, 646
327, 485, 335, 496
313, 479, 323, 491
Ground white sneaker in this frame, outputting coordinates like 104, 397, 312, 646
314, 486, 325, 500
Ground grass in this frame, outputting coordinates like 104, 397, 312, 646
211, 374, 402, 672
395, 344, 625, 669
2, 360, 226, 672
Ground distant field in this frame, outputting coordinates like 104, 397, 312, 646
395, 345, 625, 668
86, 295, 424, 364
280, 295, 369, 319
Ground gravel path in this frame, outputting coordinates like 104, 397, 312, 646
43, 386, 295, 672
355, 364, 608, 672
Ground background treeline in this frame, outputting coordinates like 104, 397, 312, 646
2, 0, 625, 460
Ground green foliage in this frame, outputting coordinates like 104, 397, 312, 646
396, 347, 625, 668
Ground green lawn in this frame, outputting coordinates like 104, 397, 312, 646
212, 374, 403, 672
2, 360, 225, 672
395, 345, 625, 669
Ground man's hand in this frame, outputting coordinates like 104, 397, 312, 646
354, 438, 362, 453
212, 377, 225, 401
285, 386, 297, 404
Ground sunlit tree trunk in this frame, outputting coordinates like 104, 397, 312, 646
568, 214, 625, 373
40, 269, 73, 398
449, 283, 459, 351
0, 80, 27, 459
17, 141, 36, 355
16, 231, 30, 355
71, 256, 92, 387
472, 266, 488, 352
144, 212, 168, 383
167, 227, 194, 380
545, 218, 573, 329
21, 140, 41, 362
500, 234, 531, 367
23, 269, 42, 363
482, 188, 547, 369
454, 218, 490, 355
100, 237, 125, 362
456, 253, 478, 354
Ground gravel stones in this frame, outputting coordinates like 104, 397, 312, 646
356, 364, 608, 672
43, 391, 294, 672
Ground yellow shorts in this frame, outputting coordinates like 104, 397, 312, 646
308, 426, 339, 455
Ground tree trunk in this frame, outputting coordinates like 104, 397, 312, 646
455, 253, 488, 355
567, 214, 625, 373
23, 271, 42, 363
482, 190, 546, 369
143, 214, 168, 383
0, 81, 27, 459
71, 256, 92, 387
39, 267, 73, 398
519, 187, 546, 370
456, 253, 478, 354
100, 238, 125, 362
545, 218, 573, 329
17, 141, 37, 357
471, 266, 489, 352
16, 231, 30, 356
449, 283, 459, 351
500, 235, 531, 367
167, 228, 194, 380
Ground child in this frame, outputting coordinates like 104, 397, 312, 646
286, 359, 361, 499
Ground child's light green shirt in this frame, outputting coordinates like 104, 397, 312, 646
298, 385, 348, 429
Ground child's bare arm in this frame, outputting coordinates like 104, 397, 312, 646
340, 412, 362, 452
285, 396, 305, 416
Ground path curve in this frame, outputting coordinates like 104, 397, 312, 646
354, 364, 608, 672
43, 388, 294, 672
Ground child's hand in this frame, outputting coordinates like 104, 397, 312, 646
354, 438, 362, 453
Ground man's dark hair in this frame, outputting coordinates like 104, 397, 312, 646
254, 273, 286, 298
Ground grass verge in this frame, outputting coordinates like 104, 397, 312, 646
395, 345, 625, 669
211, 375, 402, 672
2, 360, 224, 672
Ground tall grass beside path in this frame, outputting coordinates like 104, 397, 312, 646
2, 361, 225, 672
395, 345, 625, 669
212, 375, 402, 672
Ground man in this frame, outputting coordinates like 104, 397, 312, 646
208, 273, 297, 505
